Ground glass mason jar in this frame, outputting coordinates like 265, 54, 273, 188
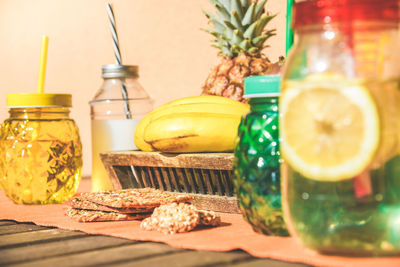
280, 0, 400, 255
90, 64, 153, 192
0, 123, 3, 190
0, 93, 82, 204
234, 75, 288, 236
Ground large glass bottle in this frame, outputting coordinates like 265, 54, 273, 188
234, 75, 288, 236
280, 0, 400, 255
90, 64, 153, 192
1, 93, 82, 204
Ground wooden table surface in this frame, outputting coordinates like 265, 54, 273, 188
0, 220, 308, 267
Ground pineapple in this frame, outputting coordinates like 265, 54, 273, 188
202, 0, 284, 102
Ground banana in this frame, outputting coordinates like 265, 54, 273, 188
162, 95, 248, 106
134, 95, 249, 151
143, 112, 243, 153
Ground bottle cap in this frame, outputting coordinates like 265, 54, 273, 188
243, 74, 281, 98
102, 64, 139, 78
7, 93, 72, 107
294, 0, 399, 28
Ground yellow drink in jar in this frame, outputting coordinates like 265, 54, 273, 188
0, 122, 3, 190
0, 107, 82, 204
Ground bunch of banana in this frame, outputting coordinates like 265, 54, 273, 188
134, 95, 250, 153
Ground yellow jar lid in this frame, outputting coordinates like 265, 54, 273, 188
7, 93, 72, 107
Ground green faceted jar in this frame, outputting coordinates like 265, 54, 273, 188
233, 75, 288, 236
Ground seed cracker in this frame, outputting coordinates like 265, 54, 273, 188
65, 207, 151, 223
80, 188, 193, 209
68, 196, 155, 214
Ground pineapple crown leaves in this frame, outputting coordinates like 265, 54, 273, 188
203, 0, 277, 58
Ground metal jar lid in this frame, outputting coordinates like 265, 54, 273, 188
102, 64, 139, 78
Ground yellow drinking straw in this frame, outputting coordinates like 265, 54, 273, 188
37, 35, 49, 93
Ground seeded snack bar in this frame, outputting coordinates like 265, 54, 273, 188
69, 196, 155, 214
198, 210, 221, 226
140, 203, 221, 234
80, 188, 193, 209
65, 207, 152, 222
140, 202, 199, 234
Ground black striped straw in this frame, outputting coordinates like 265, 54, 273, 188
107, 3, 132, 119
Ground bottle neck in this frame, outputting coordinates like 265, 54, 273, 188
102, 76, 129, 84
249, 97, 279, 113
102, 75, 138, 81
8, 107, 71, 120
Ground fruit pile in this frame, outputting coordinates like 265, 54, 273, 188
134, 0, 283, 154
201, 0, 283, 102
134, 95, 249, 153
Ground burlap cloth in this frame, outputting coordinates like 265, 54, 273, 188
1, 178, 399, 267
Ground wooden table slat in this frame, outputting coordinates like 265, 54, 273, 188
0, 235, 134, 265
10, 242, 180, 267
0, 220, 16, 226
108, 249, 252, 267
0, 228, 87, 248
228, 258, 310, 267
0, 220, 308, 267
0, 223, 48, 235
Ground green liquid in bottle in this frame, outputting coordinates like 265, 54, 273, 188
285, 155, 400, 256
234, 97, 289, 236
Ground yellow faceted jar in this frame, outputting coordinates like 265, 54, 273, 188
0, 93, 82, 204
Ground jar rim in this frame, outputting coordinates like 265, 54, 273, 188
293, 0, 399, 28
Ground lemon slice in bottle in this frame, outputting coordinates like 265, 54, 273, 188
280, 78, 380, 182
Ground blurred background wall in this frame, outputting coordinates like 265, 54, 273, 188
0, 0, 287, 176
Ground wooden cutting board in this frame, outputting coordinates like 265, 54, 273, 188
100, 151, 240, 213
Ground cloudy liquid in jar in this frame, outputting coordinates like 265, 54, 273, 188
91, 119, 139, 192
0, 108, 82, 204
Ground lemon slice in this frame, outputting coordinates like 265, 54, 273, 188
280, 79, 380, 181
